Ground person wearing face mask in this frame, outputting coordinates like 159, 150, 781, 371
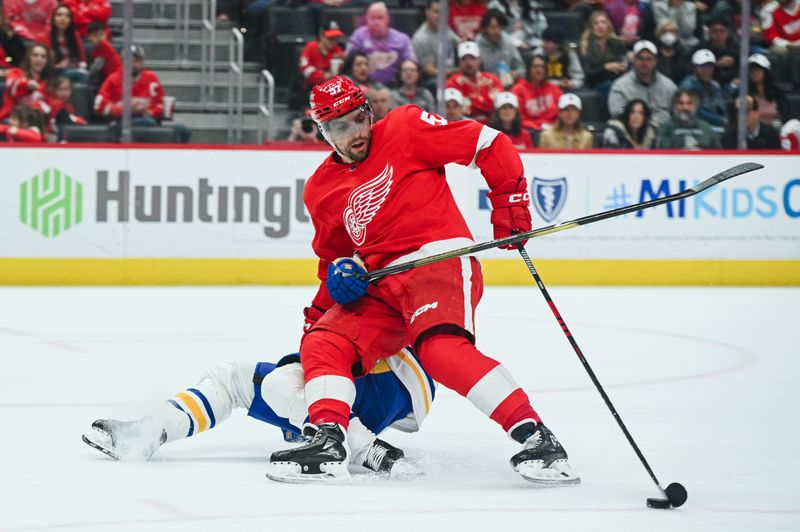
653, 19, 691, 84
653, 0, 698, 49
346, 1, 417, 86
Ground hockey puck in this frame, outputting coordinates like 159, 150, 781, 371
646, 497, 671, 509
665, 482, 688, 507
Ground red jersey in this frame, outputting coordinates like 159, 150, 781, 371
49, 99, 88, 128
90, 39, 122, 79
62, 0, 112, 38
299, 40, 344, 88
94, 69, 165, 119
446, 71, 503, 124
0, 68, 51, 121
504, 130, 534, 150
762, 0, 800, 46
510, 78, 562, 131
4, 0, 58, 43
449, 1, 487, 39
303, 104, 523, 313
0, 124, 43, 142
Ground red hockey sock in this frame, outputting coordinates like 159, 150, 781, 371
300, 331, 359, 430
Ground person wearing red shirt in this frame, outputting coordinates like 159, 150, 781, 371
94, 45, 191, 142
265, 75, 580, 486
62, 0, 111, 38
0, 104, 45, 142
762, 0, 800, 53
48, 76, 87, 139
489, 91, 534, 150
446, 41, 503, 124
86, 21, 121, 83
449, 0, 487, 40
4, 0, 58, 44
0, 43, 52, 121
299, 22, 345, 89
49, 5, 88, 83
511, 54, 562, 131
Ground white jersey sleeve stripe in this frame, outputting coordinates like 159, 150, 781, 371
468, 125, 500, 169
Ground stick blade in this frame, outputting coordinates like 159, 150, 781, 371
690, 162, 764, 193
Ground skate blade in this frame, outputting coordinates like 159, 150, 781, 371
81, 433, 120, 461
516, 458, 581, 486
266, 461, 351, 484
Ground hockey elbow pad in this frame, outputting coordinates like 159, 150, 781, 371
326, 257, 368, 305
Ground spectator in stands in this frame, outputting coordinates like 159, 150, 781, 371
536, 25, 585, 89
287, 111, 324, 144
450, 0, 488, 40
602, 98, 657, 148
653, 0, 698, 48
487, 0, 548, 50
391, 60, 435, 111
679, 49, 728, 129
489, 91, 534, 149
369, 84, 394, 120
511, 53, 562, 130
700, 17, 740, 88
446, 41, 503, 123
300, 22, 345, 90
604, 0, 655, 45
578, 10, 628, 96
0, 44, 52, 122
444, 87, 468, 121
477, 9, 524, 88
49, 5, 88, 83
656, 90, 721, 149
0, 104, 45, 142
62, 0, 111, 38
722, 95, 781, 149
761, 0, 800, 54
342, 51, 375, 92
780, 119, 800, 151
653, 19, 691, 84
4, 0, 58, 44
0, 6, 26, 72
95, 45, 191, 143
48, 75, 86, 140
412, 0, 458, 89
86, 21, 121, 85
747, 53, 790, 128
346, 2, 417, 86
540, 93, 593, 148
608, 40, 677, 126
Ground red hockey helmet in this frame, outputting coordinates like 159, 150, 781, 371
310, 76, 367, 124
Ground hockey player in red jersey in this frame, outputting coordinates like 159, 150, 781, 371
266, 75, 579, 485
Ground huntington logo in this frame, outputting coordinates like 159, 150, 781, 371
20, 168, 83, 237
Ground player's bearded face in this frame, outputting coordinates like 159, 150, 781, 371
322, 107, 373, 163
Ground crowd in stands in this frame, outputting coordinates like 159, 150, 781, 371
274, 0, 800, 151
0, 0, 189, 143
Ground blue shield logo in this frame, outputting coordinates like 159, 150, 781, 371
532, 177, 567, 222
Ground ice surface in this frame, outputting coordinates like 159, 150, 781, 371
1, 285, 798, 531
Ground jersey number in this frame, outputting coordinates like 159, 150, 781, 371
419, 110, 447, 126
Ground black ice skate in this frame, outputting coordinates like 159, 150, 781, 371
266, 423, 350, 483
82, 419, 167, 461
361, 438, 421, 477
509, 421, 580, 485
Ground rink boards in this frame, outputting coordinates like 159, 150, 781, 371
1, 145, 798, 285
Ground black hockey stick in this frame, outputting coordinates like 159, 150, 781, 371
360, 162, 763, 283
515, 242, 687, 509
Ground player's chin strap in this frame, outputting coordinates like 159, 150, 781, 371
357, 162, 763, 283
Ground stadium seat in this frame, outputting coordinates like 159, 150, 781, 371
389, 8, 423, 36
544, 12, 585, 43
61, 124, 116, 143
69, 83, 94, 122
0, 80, 5, 109
131, 126, 180, 143
318, 7, 364, 37
585, 122, 606, 147
265, 6, 316, 37
565, 88, 606, 122
788, 54, 800, 89
765, 52, 788, 84
269, 36, 312, 87
787, 92, 800, 120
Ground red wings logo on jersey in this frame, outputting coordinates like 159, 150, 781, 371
343, 164, 393, 246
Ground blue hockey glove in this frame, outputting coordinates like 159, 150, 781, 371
326, 257, 368, 305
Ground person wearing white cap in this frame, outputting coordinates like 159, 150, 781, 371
446, 40, 503, 123
678, 49, 728, 128
443, 87, 468, 122
747, 53, 790, 129
489, 91, 534, 150
540, 93, 593, 149
608, 39, 677, 126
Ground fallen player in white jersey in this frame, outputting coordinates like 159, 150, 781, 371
83, 348, 436, 480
